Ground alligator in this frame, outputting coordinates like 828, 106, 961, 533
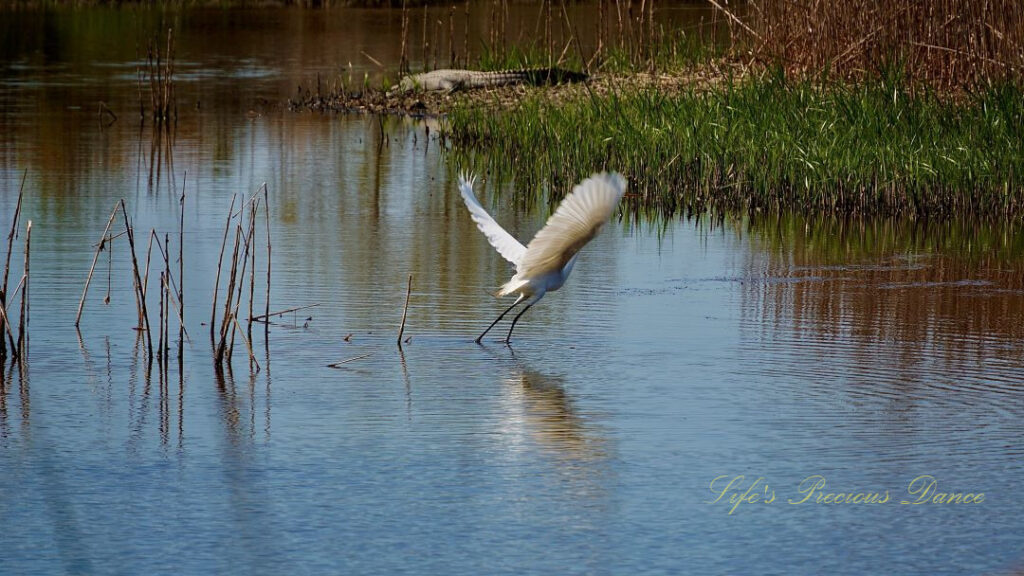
388, 68, 588, 96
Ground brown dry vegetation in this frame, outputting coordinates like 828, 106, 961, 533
748, 0, 1024, 90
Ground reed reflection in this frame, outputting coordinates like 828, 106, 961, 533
739, 213, 1024, 390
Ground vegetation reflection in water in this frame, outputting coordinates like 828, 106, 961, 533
0, 4, 1023, 575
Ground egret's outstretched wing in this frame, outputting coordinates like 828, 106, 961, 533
517, 172, 626, 278
459, 173, 527, 266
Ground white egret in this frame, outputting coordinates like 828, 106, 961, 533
459, 171, 627, 344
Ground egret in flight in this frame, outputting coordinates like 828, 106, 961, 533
459, 171, 627, 344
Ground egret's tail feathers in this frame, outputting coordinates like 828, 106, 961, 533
496, 277, 529, 298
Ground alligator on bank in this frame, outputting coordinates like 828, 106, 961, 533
388, 68, 588, 96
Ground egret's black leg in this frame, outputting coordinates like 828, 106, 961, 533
476, 296, 523, 344
504, 302, 535, 344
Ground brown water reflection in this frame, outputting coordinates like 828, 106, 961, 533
737, 213, 1024, 396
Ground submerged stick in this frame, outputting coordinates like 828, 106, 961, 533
327, 353, 372, 368
251, 303, 319, 322
75, 202, 121, 327
397, 274, 412, 346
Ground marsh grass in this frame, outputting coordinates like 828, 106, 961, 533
447, 69, 1024, 219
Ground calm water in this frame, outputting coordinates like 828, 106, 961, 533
2, 7, 1024, 576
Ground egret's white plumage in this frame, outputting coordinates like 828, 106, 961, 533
459, 171, 627, 343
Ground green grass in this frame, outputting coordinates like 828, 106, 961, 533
446, 69, 1024, 220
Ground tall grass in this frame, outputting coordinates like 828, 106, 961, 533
446, 70, 1024, 219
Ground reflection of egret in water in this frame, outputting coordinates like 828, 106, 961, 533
497, 363, 607, 465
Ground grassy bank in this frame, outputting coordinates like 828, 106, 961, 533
446, 71, 1024, 219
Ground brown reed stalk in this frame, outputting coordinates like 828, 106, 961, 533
230, 200, 258, 353
120, 200, 152, 360
164, 28, 175, 121
178, 174, 185, 360
615, 0, 624, 52
216, 226, 242, 364
546, 0, 553, 68
142, 229, 156, 315
449, 4, 456, 67
422, 5, 429, 72
247, 201, 256, 340
16, 221, 31, 355
400, 0, 410, 76
1, 172, 25, 359
158, 270, 165, 364
75, 202, 120, 327
433, 14, 440, 70
232, 316, 260, 373
464, 0, 470, 68
263, 184, 270, 337
397, 274, 412, 347
163, 233, 172, 359
211, 195, 237, 341
0, 297, 17, 359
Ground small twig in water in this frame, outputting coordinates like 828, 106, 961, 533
327, 353, 372, 369
397, 274, 412, 346
251, 303, 320, 322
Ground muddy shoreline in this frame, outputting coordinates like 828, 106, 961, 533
286, 65, 740, 116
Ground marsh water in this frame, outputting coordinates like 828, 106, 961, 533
2, 6, 1023, 575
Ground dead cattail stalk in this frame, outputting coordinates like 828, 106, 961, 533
247, 200, 257, 339
158, 270, 166, 364
142, 229, 156, 318
232, 316, 260, 373
216, 226, 242, 364
1, 171, 26, 359
211, 195, 238, 341
178, 173, 185, 360
75, 202, 120, 327
17, 221, 31, 354
400, 0, 410, 76
120, 200, 153, 360
263, 184, 271, 337
464, 0, 470, 68
229, 199, 258, 359
397, 274, 412, 347
163, 233, 172, 360
0, 298, 18, 358
449, 4, 456, 67
422, 5, 429, 71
